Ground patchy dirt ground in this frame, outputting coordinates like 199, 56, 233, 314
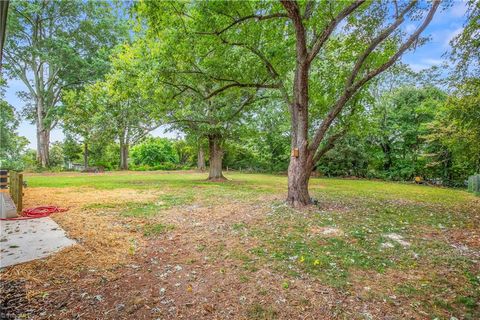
0, 193, 374, 319
1, 172, 479, 319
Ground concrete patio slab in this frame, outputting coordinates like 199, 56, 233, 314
0, 217, 75, 268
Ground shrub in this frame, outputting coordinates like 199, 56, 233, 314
131, 138, 179, 167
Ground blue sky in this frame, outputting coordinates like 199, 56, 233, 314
4, 1, 469, 150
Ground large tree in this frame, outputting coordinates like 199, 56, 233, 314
371, 86, 446, 179
62, 88, 109, 169
425, 79, 480, 181
3, 0, 127, 167
158, 85, 263, 180
69, 43, 160, 170
139, 0, 440, 206
130, 35, 266, 180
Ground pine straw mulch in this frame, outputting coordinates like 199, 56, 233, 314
1, 187, 162, 283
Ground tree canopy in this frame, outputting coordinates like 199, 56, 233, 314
2, 0, 478, 203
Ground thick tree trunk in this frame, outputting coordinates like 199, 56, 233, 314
119, 140, 129, 170
36, 96, 50, 168
287, 49, 312, 207
37, 128, 50, 168
207, 134, 225, 181
83, 143, 88, 169
287, 142, 313, 207
282, 3, 313, 207
197, 144, 206, 171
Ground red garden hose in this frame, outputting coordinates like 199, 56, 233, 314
0, 206, 68, 221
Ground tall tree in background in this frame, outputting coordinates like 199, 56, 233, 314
104, 44, 160, 170
139, 0, 440, 206
445, 0, 480, 177
157, 85, 263, 180
70, 43, 160, 170
426, 80, 480, 181
3, 0, 127, 167
62, 89, 108, 169
128, 33, 267, 180
196, 138, 207, 172
372, 86, 445, 179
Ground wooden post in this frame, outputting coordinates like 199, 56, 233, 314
17, 173, 23, 212
9, 171, 14, 201
8, 171, 23, 212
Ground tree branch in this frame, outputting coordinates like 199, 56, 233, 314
225, 92, 265, 122
195, 13, 288, 36
161, 79, 205, 99
217, 36, 291, 104
312, 129, 346, 165
312, 99, 360, 164
308, 0, 366, 64
3, 50, 37, 97
204, 82, 279, 100
352, 0, 440, 91
345, 0, 417, 87
309, 0, 439, 154
303, 1, 315, 20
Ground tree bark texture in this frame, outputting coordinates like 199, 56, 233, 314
119, 140, 129, 170
36, 128, 50, 168
36, 98, 50, 168
83, 143, 88, 169
197, 144, 206, 171
207, 134, 225, 180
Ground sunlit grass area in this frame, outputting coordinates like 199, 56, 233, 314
26, 170, 471, 203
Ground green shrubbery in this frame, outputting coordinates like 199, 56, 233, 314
131, 163, 191, 171
131, 137, 178, 166
130, 137, 190, 171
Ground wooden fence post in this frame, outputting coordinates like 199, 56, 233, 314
17, 173, 23, 212
8, 171, 23, 212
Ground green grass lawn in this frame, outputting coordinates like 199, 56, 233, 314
24, 171, 480, 318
